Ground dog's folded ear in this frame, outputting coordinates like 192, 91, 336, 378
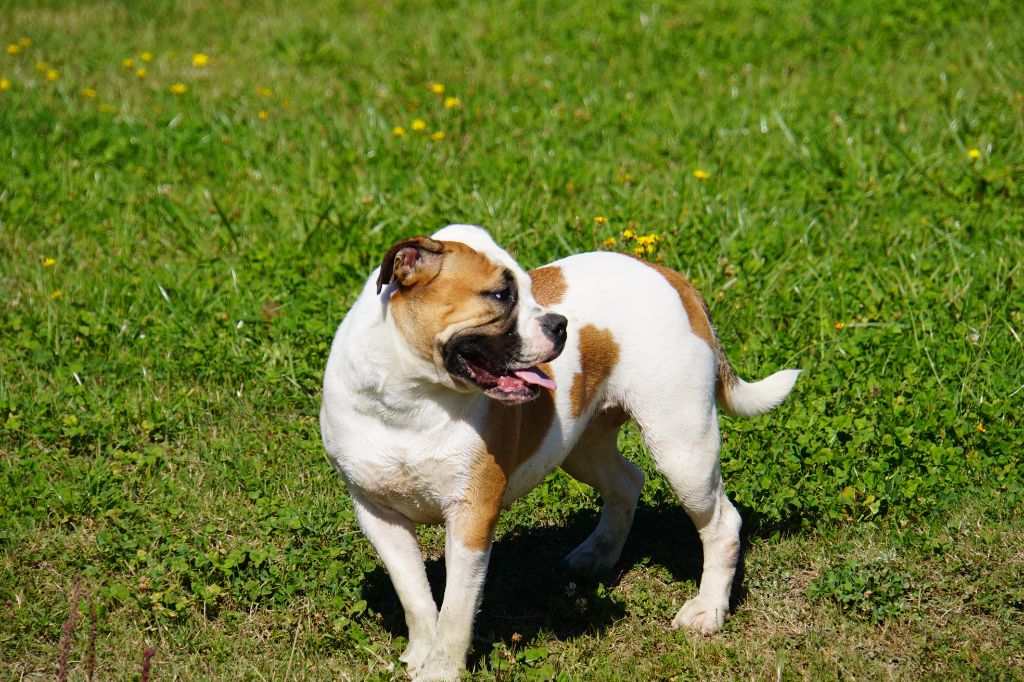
376, 236, 446, 294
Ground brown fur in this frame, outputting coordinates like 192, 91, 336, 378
389, 241, 510, 363
529, 265, 567, 306
570, 325, 620, 419
458, 365, 556, 550
637, 259, 740, 403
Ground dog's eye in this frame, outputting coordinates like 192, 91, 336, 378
486, 285, 515, 304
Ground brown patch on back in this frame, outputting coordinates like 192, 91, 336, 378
457, 365, 556, 550
388, 240, 508, 362
529, 265, 567, 306
636, 258, 740, 403
570, 325, 620, 419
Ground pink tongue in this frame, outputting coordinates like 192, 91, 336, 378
514, 367, 557, 391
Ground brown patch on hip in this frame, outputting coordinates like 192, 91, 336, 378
457, 366, 556, 551
635, 258, 739, 402
638, 259, 716, 349
570, 325, 620, 419
529, 265, 567, 306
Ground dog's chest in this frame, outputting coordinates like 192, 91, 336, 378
325, 411, 480, 524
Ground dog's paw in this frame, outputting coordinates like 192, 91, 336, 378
399, 640, 431, 674
670, 596, 729, 634
562, 539, 617, 577
409, 656, 460, 682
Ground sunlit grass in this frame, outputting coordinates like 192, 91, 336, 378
1, 0, 1023, 679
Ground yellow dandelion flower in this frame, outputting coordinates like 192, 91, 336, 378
122, 57, 134, 68
602, 237, 617, 248
594, 216, 608, 224
82, 87, 97, 98
633, 246, 646, 256
431, 130, 446, 141
565, 181, 576, 192
392, 126, 406, 137
693, 169, 711, 180
621, 228, 635, 240
141, 51, 154, 62
411, 118, 427, 131
35, 61, 47, 71
430, 82, 445, 95
834, 321, 845, 330
255, 86, 273, 98
42, 257, 56, 267
6, 44, 21, 55
50, 290, 62, 300
0, 78, 9, 92
620, 172, 632, 183
19, 37, 32, 48
45, 69, 58, 82
443, 96, 461, 109
968, 148, 981, 159
976, 423, 985, 433
135, 67, 147, 78
192, 53, 209, 67
258, 110, 269, 121
169, 82, 187, 94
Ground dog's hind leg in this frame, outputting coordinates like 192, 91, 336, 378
351, 494, 438, 672
630, 369, 741, 634
560, 408, 644, 576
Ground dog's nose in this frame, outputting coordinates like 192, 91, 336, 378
540, 313, 568, 348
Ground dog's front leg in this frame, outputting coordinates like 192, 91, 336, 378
351, 494, 438, 672
414, 497, 500, 681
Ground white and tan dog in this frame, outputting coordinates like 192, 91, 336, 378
321, 224, 799, 680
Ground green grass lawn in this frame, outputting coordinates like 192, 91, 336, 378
1, 0, 1022, 679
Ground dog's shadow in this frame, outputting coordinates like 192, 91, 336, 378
359, 500, 778, 666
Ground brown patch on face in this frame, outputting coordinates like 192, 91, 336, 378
456, 364, 556, 550
529, 265, 566, 306
388, 240, 510, 364
570, 325, 620, 419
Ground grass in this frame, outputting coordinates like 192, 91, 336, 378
1, 0, 1022, 679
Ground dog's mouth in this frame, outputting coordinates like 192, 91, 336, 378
445, 337, 557, 404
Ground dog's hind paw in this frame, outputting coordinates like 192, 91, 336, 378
562, 538, 618, 578
670, 596, 729, 634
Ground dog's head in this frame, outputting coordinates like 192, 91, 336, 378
376, 225, 567, 404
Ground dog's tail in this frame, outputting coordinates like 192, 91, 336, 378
714, 343, 800, 417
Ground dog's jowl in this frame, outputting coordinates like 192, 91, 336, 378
320, 224, 800, 681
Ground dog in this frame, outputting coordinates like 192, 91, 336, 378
320, 224, 799, 680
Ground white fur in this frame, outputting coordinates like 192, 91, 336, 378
320, 225, 799, 680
